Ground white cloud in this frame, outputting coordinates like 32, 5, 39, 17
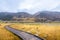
0, 0, 60, 14
18, 0, 60, 14
0, 0, 20, 12
18, 0, 36, 10
0, 0, 9, 12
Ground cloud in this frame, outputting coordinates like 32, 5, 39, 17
0, 0, 21, 12
0, 0, 60, 14
0, 0, 9, 12
18, 0, 60, 14
18, 0, 35, 10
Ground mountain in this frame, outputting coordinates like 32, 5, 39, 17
33, 11, 60, 21
0, 12, 32, 21
0, 11, 60, 22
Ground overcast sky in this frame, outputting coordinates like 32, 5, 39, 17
0, 0, 60, 14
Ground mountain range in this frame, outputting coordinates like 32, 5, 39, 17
0, 11, 60, 22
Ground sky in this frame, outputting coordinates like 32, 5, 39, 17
0, 0, 60, 14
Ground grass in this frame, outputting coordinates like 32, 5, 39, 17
10, 23, 60, 40
0, 23, 60, 40
0, 23, 20, 40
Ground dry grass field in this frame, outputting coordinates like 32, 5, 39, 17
0, 23, 20, 40
0, 23, 60, 40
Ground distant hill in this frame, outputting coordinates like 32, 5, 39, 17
0, 12, 32, 21
33, 11, 60, 22
0, 11, 60, 22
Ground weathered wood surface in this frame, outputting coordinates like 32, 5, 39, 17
5, 26, 44, 40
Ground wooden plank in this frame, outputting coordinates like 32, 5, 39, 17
5, 26, 44, 40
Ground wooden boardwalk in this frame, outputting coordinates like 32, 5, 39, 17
5, 26, 44, 40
